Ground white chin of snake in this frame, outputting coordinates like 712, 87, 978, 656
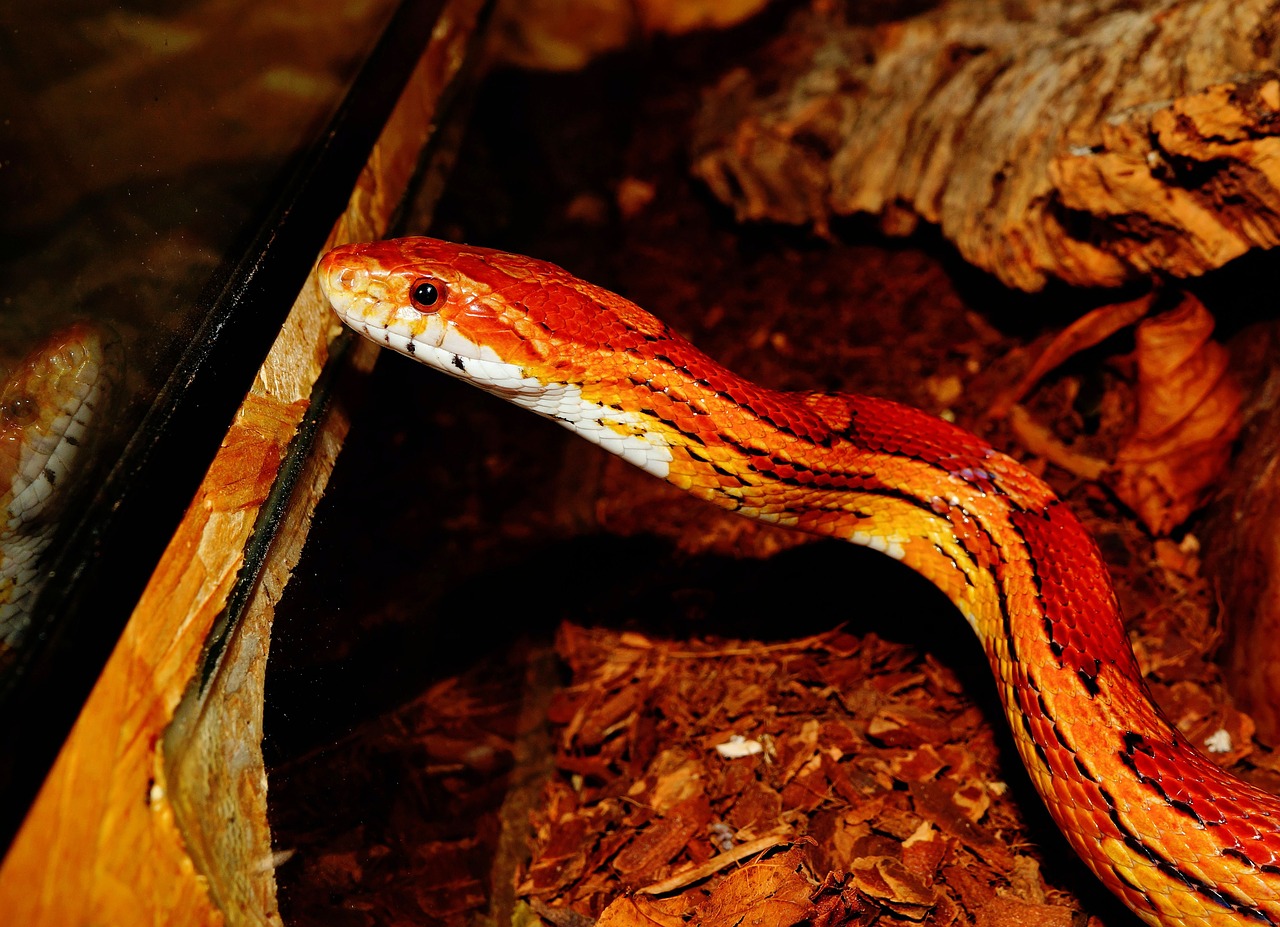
335, 309, 674, 480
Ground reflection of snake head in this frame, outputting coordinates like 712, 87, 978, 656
1, 323, 121, 644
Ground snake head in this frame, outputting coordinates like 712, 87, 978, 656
319, 237, 695, 478
319, 237, 674, 401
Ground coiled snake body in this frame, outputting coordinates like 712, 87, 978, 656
319, 237, 1280, 927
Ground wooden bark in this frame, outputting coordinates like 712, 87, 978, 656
0, 2, 486, 923
692, 0, 1280, 291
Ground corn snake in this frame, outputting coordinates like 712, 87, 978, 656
318, 236, 1279, 927
1, 324, 116, 647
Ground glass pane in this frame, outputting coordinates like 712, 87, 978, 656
0, 0, 425, 844
0, 0, 399, 649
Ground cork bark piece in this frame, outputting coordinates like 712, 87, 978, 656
692, 0, 1280, 291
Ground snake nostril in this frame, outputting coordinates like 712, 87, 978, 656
339, 267, 369, 292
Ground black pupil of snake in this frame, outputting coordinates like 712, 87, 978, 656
5, 395, 36, 424
412, 281, 440, 308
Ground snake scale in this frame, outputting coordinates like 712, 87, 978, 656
319, 236, 1279, 927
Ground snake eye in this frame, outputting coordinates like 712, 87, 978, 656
410, 278, 445, 311
3, 394, 37, 425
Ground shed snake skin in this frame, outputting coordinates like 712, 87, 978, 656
319, 236, 1279, 927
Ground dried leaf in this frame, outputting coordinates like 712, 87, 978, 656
808, 872, 869, 927
908, 780, 997, 853
693, 847, 813, 927
949, 779, 992, 825
613, 793, 711, 880
901, 834, 947, 884
637, 835, 793, 896
1107, 294, 1243, 534
849, 856, 937, 919
1006, 404, 1107, 482
989, 294, 1154, 417
596, 895, 690, 927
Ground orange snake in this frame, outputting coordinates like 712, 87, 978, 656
319, 236, 1280, 927
1, 324, 116, 647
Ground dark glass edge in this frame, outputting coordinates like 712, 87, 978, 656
197, 329, 357, 703
0, 0, 449, 855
